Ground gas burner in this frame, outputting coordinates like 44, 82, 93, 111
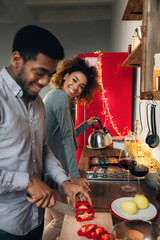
86, 170, 128, 182
87, 156, 144, 182
98, 158, 105, 165
89, 156, 119, 166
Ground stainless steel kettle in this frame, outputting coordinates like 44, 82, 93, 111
88, 119, 112, 149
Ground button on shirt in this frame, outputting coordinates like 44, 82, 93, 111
0, 67, 68, 235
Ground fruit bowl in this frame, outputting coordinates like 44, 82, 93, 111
110, 220, 160, 240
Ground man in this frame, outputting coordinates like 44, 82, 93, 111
0, 25, 91, 240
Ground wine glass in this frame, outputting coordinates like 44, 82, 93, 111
129, 149, 149, 194
119, 149, 135, 192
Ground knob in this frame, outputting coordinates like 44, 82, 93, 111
103, 172, 107, 178
93, 171, 97, 178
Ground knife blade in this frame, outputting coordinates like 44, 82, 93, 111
26, 192, 76, 216
49, 200, 76, 216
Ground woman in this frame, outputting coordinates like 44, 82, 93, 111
42, 56, 100, 240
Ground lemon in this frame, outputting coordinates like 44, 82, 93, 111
133, 195, 149, 209
120, 200, 138, 214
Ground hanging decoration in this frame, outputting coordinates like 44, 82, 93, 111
94, 51, 129, 136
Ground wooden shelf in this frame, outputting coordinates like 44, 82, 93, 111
140, 90, 160, 100
122, 0, 143, 20
121, 0, 143, 68
121, 42, 141, 68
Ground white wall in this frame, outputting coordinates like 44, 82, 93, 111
0, 18, 111, 99
111, 0, 141, 126
111, 0, 160, 165
40, 20, 111, 98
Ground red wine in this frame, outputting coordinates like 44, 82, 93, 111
119, 158, 130, 169
129, 163, 149, 177
119, 159, 132, 170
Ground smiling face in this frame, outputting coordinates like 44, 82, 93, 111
9, 52, 58, 100
62, 71, 87, 100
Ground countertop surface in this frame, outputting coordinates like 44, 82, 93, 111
78, 145, 160, 226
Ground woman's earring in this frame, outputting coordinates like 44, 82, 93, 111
64, 73, 69, 80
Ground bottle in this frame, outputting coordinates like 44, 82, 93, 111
133, 120, 144, 153
153, 53, 160, 91
124, 131, 135, 154
131, 31, 141, 51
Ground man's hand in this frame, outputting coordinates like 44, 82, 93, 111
61, 180, 92, 207
26, 174, 55, 208
71, 177, 90, 192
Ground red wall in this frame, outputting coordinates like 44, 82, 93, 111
75, 52, 133, 163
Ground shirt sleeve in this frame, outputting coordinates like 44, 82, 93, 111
75, 121, 89, 137
43, 140, 69, 186
0, 169, 29, 194
46, 90, 79, 179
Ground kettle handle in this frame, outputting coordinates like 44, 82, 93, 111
92, 119, 109, 133
91, 119, 103, 130
98, 120, 109, 133
98, 119, 103, 129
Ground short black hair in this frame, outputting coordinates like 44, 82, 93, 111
12, 25, 64, 62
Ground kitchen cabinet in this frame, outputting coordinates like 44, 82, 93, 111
122, 0, 160, 100
121, 0, 143, 68
122, 0, 143, 21
121, 43, 141, 67
141, 0, 160, 100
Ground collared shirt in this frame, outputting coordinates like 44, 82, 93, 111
0, 67, 68, 235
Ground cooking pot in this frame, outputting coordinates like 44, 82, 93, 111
88, 119, 112, 149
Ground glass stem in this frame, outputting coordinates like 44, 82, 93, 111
127, 170, 130, 186
137, 177, 140, 194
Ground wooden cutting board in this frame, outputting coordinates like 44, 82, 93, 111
59, 212, 113, 240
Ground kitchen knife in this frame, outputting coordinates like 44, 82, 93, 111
26, 192, 76, 216
50, 200, 76, 216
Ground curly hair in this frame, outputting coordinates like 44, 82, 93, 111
50, 56, 100, 104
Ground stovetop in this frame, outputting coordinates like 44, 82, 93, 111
87, 155, 143, 182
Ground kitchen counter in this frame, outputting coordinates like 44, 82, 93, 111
78, 145, 160, 225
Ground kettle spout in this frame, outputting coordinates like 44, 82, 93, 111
103, 127, 109, 134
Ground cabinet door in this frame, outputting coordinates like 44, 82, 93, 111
141, 0, 160, 99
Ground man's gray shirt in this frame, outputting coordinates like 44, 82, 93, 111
0, 67, 68, 235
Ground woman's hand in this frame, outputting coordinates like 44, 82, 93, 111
61, 180, 92, 206
87, 116, 99, 126
71, 177, 90, 192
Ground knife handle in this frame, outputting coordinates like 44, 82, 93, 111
26, 192, 31, 198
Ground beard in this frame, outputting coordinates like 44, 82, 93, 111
15, 69, 38, 101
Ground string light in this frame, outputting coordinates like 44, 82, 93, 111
94, 51, 130, 136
